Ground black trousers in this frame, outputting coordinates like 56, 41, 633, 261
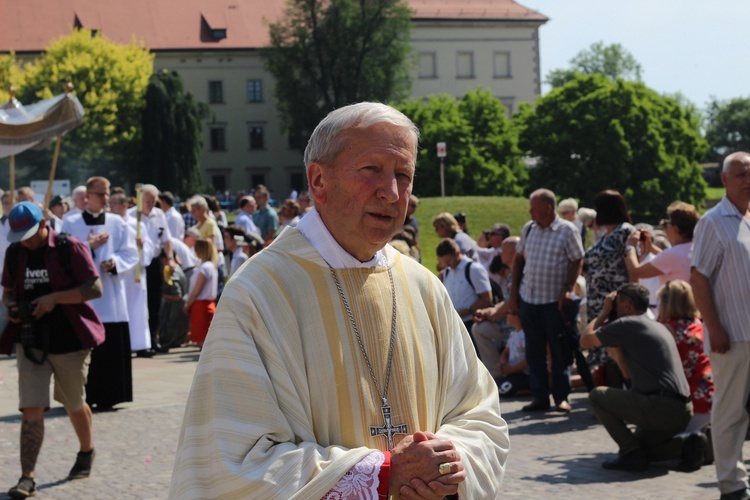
146, 257, 162, 347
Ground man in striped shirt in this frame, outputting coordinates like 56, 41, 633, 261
691, 151, 750, 500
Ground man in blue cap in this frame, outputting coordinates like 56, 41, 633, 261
1, 202, 105, 498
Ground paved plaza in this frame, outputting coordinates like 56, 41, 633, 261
0, 347, 744, 499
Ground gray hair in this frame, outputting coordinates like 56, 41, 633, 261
72, 185, 86, 196
303, 102, 419, 169
187, 195, 208, 211
142, 184, 160, 197
558, 198, 578, 214
578, 207, 597, 225
530, 188, 556, 207
722, 152, 750, 172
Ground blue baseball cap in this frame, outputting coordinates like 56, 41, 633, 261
8, 201, 43, 243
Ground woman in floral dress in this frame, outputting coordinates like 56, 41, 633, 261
657, 279, 714, 433
583, 190, 635, 383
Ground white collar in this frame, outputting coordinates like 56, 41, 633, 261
296, 207, 386, 268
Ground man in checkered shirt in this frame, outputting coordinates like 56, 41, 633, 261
508, 189, 584, 413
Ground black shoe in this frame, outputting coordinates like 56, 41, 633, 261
522, 399, 551, 412
720, 487, 750, 500
704, 427, 714, 465
135, 349, 154, 358
8, 476, 36, 498
68, 449, 95, 480
602, 448, 650, 471
677, 432, 709, 472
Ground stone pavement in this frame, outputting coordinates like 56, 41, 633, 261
0, 347, 744, 499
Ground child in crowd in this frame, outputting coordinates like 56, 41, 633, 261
496, 311, 529, 397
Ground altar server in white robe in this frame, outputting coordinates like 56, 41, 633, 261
61, 177, 138, 410
110, 192, 155, 354
171, 103, 509, 499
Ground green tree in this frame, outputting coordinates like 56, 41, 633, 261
0, 53, 25, 102
14, 29, 153, 185
263, 0, 413, 147
518, 74, 707, 216
397, 87, 527, 197
704, 97, 750, 161
140, 70, 210, 196
546, 42, 642, 89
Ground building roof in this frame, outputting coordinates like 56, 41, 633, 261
0, 0, 547, 54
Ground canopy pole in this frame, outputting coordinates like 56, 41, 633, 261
44, 79, 74, 209
9, 155, 15, 206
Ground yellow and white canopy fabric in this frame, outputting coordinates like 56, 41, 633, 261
0, 92, 85, 159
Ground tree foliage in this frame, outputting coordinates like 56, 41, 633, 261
0, 53, 25, 102
704, 97, 750, 162
11, 29, 153, 185
517, 74, 707, 216
546, 42, 643, 89
140, 70, 210, 196
263, 0, 413, 147
397, 87, 527, 197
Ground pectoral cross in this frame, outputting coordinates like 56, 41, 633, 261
369, 399, 408, 450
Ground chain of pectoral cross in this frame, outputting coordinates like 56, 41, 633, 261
327, 257, 408, 450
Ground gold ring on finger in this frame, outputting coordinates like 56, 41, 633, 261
438, 462, 451, 475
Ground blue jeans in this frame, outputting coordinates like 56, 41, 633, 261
519, 300, 571, 403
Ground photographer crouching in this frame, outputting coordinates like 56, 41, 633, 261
580, 283, 707, 473
0, 202, 105, 499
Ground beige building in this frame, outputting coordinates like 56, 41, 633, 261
1, 0, 547, 197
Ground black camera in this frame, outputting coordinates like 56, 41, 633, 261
9, 301, 37, 346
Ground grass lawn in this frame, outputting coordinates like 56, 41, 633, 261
705, 186, 724, 202
413, 196, 529, 274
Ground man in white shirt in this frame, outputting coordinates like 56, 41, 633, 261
235, 196, 260, 236
128, 184, 176, 350
437, 238, 492, 332
475, 223, 510, 270
159, 191, 184, 240
223, 225, 248, 277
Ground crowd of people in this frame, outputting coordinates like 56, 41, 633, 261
414, 152, 750, 500
0, 179, 311, 498
0, 102, 747, 499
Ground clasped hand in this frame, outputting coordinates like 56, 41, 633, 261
389, 431, 465, 499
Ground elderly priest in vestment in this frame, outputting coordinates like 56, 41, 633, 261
170, 102, 510, 499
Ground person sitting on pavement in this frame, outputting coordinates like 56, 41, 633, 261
580, 283, 706, 472
433, 212, 479, 260
437, 238, 492, 333
495, 311, 530, 397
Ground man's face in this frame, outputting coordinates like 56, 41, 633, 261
407, 199, 417, 217
109, 197, 127, 217
308, 123, 415, 261
254, 191, 268, 209
500, 241, 517, 266
722, 155, 750, 208
243, 197, 257, 214
559, 210, 575, 222
488, 231, 504, 248
50, 204, 65, 218
21, 220, 47, 251
86, 181, 110, 213
73, 191, 86, 211
1, 197, 11, 215
529, 196, 554, 227
298, 194, 311, 211
437, 253, 459, 270
142, 193, 157, 215
223, 231, 235, 250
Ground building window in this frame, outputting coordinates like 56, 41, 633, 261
247, 79, 263, 102
418, 53, 437, 79
456, 52, 474, 79
494, 52, 511, 78
250, 172, 266, 188
248, 124, 265, 150
211, 29, 227, 40
212, 174, 227, 192
208, 81, 224, 104
499, 97, 514, 117
210, 126, 226, 151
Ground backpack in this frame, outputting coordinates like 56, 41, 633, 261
463, 260, 504, 305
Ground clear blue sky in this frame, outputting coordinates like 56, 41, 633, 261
527, 0, 750, 111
